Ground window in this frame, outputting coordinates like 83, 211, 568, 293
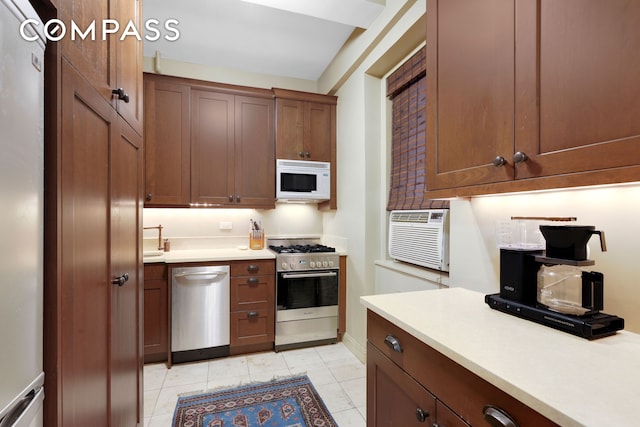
386, 46, 449, 211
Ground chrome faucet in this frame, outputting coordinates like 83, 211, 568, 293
143, 225, 163, 250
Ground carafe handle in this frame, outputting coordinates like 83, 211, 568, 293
582, 271, 604, 312
593, 230, 607, 252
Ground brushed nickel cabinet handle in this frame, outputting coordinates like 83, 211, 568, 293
513, 151, 528, 164
483, 405, 519, 427
384, 334, 403, 353
493, 156, 507, 167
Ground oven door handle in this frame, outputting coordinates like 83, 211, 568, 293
281, 272, 337, 279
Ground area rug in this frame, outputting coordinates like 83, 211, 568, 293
172, 375, 338, 427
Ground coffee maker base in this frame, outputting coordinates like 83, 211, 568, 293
485, 294, 624, 340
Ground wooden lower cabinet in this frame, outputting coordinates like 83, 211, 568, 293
368, 343, 468, 427
367, 311, 558, 427
229, 260, 275, 355
144, 263, 169, 363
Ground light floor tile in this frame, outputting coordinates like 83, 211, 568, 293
325, 357, 366, 382
341, 377, 367, 408
332, 407, 367, 427
153, 382, 208, 417
314, 381, 355, 413
162, 360, 209, 389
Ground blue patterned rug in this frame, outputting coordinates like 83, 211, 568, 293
172, 375, 338, 427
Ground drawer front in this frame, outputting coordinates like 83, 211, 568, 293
144, 263, 167, 280
231, 259, 275, 276
230, 276, 274, 310
367, 311, 557, 427
230, 309, 274, 346
367, 309, 424, 372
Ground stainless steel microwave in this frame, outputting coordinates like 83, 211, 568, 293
276, 159, 331, 202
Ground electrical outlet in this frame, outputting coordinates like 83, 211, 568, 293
219, 221, 233, 230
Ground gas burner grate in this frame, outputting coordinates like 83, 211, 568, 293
269, 244, 336, 254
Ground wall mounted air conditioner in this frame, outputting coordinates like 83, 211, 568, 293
388, 209, 450, 272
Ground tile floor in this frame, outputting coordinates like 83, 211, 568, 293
143, 342, 367, 426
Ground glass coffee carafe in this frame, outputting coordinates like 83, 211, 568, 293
537, 264, 603, 316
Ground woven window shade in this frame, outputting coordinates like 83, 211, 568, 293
386, 47, 449, 211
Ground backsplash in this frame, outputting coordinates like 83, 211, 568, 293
143, 203, 323, 249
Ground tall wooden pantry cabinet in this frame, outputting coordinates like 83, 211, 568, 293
41, 0, 144, 425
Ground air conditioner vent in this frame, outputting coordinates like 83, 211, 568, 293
388, 209, 449, 271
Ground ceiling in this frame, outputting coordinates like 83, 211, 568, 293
142, 0, 386, 81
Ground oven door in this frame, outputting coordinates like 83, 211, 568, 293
276, 270, 339, 322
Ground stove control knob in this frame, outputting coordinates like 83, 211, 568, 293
328, 260, 334, 267
310, 261, 316, 268
323, 261, 328, 268
281, 262, 289, 270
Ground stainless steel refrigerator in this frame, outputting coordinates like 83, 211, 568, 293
0, 0, 46, 425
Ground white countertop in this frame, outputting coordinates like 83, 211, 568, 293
143, 248, 276, 263
361, 287, 640, 427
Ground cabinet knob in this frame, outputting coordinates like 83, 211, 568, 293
493, 156, 507, 167
229, 195, 234, 202
299, 151, 305, 158
146, 193, 153, 201
247, 277, 260, 285
415, 408, 430, 423
236, 195, 240, 202
111, 87, 130, 103
111, 273, 129, 287
247, 264, 259, 273
247, 311, 259, 318
513, 151, 528, 164
483, 405, 519, 427
305, 151, 311, 158
384, 334, 403, 353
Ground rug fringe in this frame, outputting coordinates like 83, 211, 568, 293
177, 372, 309, 397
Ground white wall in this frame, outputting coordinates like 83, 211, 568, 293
321, 1, 426, 359
449, 183, 640, 333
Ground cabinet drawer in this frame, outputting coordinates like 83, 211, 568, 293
230, 309, 274, 346
231, 276, 273, 309
231, 260, 275, 276
367, 311, 557, 426
144, 263, 167, 281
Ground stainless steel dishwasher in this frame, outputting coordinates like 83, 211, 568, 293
171, 265, 230, 364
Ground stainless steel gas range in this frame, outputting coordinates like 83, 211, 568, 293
268, 237, 339, 351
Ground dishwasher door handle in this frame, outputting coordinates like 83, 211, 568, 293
174, 272, 228, 281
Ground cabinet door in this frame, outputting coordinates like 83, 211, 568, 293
367, 342, 437, 427
191, 90, 235, 205
143, 264, 169, 363
144, 75, 191, 206
276, 98, 305, 160
113, 0, 143, 134
305, 102, 332, 162
60, 0, 115, 105
59, 59, 113, 426
235, 95, 275, 208
110, 118, 143, 426
437, 401, 470, 427
515, 0, 640, 179
426, 0, 516, 190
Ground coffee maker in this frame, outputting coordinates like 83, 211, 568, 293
486, 224, 624, 339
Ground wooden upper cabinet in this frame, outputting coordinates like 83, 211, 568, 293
426, 0, 640, 196
144, 74, 191, 206
60, 0, 143, 134
274, 88, 336, 162
234, 95, 275, 207
191, 89, 236, 206
515, 0, 640, 179
426, 0, 516, 190
191, 88, 275, 208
